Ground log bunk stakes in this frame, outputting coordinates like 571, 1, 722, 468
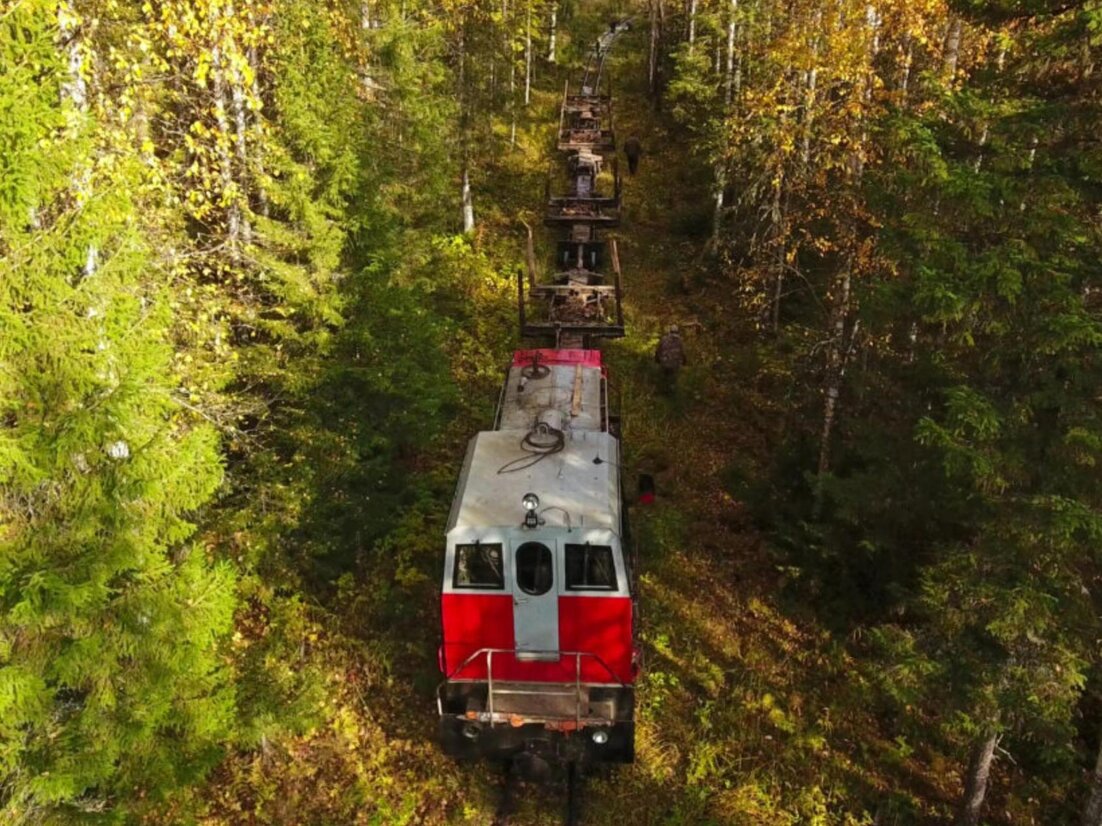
518, 22, 631, 351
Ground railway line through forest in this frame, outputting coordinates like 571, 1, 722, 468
491, 760, 582, 826
459, 5, 787, 822
465, 3, 991, 816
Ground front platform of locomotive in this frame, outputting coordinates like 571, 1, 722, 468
437, 349, 636, 770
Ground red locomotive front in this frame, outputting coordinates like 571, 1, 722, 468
437, 349, 637, 769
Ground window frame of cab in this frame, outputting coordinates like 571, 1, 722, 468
564, 542, 618, 591
452, 541, 506, 590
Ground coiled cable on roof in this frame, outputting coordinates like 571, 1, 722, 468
497, 422, 565, 474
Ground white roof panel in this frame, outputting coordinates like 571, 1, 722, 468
447, 430, 621, 535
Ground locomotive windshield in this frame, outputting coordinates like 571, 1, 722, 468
565, 543, 617, 590
453, 543, 504, 589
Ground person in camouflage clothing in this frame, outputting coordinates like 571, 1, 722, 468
623, 136, 642, 176
655, 324, 687, 393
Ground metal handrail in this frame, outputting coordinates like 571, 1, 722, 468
488, 649, 495, 719
575, 652, 582, 729
440, 647, 630, 687
438, 646, 629, 727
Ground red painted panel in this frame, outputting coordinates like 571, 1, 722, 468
512, 348, 602, 369
441, 593, 635, 685
441, 593, 513, 679
559, 595, 634, 684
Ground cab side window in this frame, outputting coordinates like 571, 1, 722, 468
453, 543, 504, 589
565, 544, 617, 591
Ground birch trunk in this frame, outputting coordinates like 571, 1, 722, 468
210, 7, 241, 262
852, 3, 879, 180
687, 0, 697, 52
770, 176, 785, 333
247, 43, 270, 218
59, 2, 96, 279
59, 0, 106, 376
548, 3, 557, 63
1019, 136, 1037, 212
711, 165, 726, 245
711, 0, 738, 242
974, 42, 1005, 171
814, 253, 852, 517
813, 5, 880, 508
458, 21, 466, 115
1082, 727, 1102, 826
955, 730, 999, 826
228, 43, 253, 247
899, 34, 913, 101
648, 0, 660, 100
800, 11, 821, 167
724, 0, 737, 106
524, 0, 532, 106
505, 0, 516, 145
59, 2, 88, 114
461, 167, 475, 234
800, 66, 817, 165
867, 4, 880, 56
943, 17, 962, 80
972, 124, 989, 172
457, 15, 474, 234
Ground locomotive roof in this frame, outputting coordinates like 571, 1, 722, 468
446, 429, 621, 536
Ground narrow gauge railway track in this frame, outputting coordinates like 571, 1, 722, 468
491, 761, 582, 826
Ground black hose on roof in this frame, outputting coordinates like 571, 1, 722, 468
497, 424, 566, 474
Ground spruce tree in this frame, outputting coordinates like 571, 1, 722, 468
0, 4, 237, 819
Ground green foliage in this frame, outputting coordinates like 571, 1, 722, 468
659, 0, 1102, 816
0, 8, 67, 232
0, 6, 237, 818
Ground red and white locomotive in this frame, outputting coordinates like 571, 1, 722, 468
437, 348, 636, 769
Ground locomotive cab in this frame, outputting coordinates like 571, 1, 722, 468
438, 350, 636, 766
